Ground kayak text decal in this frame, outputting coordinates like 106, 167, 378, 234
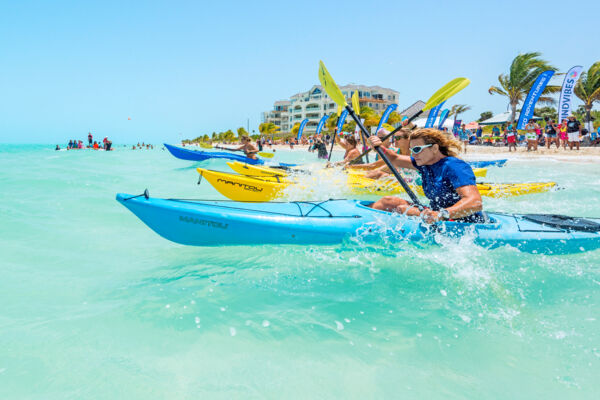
179, 215, 228, 229
216, 178, 264, 192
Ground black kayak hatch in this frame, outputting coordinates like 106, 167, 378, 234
522, 214, 600, 232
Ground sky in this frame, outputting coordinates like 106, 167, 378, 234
0, 0, 598, 143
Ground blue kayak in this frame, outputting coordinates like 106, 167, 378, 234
116, 192, 600, 255
164, 143, 264, 165
468, 159, 507, 168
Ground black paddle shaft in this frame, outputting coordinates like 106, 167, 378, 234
345, 105, 424, 208
327, 128, 337, 162
349, 109, 423, 165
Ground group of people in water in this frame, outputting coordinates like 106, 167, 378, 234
131, 142, 154, 150
56, 133, 113, 151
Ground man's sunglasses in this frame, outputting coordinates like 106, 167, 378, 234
410, 144, 433, 154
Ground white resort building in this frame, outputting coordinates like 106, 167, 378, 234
262, 84, 399, 133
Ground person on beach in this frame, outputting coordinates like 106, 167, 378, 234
506, 125, 517, 152
313, 135, 328, 159
55, 145, 60, 150
367, 128, 484, 223
525, 120, 538, 151
458, 124, 469, 153
231, 135, 259, 160
88, 132, 93, 146
591, 127, 600, 146
545, 118, 559, 149
558, 119, 568, 149
492, 125, 500, 139
566, 116, 582, 150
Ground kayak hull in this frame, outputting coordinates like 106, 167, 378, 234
116, 193, 600, 254
231, 161, 488, 179
197, 168, 556, 202
164, 143, 264, 165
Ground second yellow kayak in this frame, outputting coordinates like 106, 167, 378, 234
227, 161, 488, 178
197, 168, 556, 202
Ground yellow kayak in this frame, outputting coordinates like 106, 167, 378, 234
198, 168, 290, 202
227, 161, 287, 177
350, 175, 556, 198
227, 161, 488, 179
198, 168, 556, 202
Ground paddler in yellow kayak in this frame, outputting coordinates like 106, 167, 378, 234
346, 128, 411, 179
330, 134, 363, 166
368, 128, 484, 223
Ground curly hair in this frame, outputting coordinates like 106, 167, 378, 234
409, 128, 462, 157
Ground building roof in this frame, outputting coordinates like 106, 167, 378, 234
479, 111, 542, 125
291, 84, 398, 98
399, 100, 428, 118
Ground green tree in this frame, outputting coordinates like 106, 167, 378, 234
534, 106, 557, 121
574, 62, 600, 130
222, 129, 236, 141
237, 127, 249, 137
343, 121, 356, 133
211, 132, 216, 139
387, 111, 402, 126
358, 106, 379, 131
478, 111, 493, 121
449, 104, 471, 123
325, 112, 339, 132
488, 52, 559, 123
258, 122, 280, 136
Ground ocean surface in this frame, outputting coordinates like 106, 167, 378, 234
1, 144, 599, 399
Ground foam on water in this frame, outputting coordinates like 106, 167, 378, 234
1, 144, 600, 399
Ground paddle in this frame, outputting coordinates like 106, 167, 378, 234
318, 60, 423, 207
215, 145, 275, 158
348, 77, 470, 164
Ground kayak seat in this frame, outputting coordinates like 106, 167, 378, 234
522, 214, 600, 232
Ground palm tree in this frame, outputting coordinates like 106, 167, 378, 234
449, 104, 471, 122
488, 52, 559, 123
258, 122, 280, 140
574, 62, 600, 131
448, 104, 471, 133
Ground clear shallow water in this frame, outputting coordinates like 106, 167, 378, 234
1, 144, 600, 399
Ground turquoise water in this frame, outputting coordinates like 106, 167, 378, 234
1, 144, 600, 399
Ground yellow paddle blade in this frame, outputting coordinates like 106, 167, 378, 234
318, 60, 347, 108
422, 78, 470, 111
258, 152, 275, 158
336, 104, 342, 117
352, 91, 360, 115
